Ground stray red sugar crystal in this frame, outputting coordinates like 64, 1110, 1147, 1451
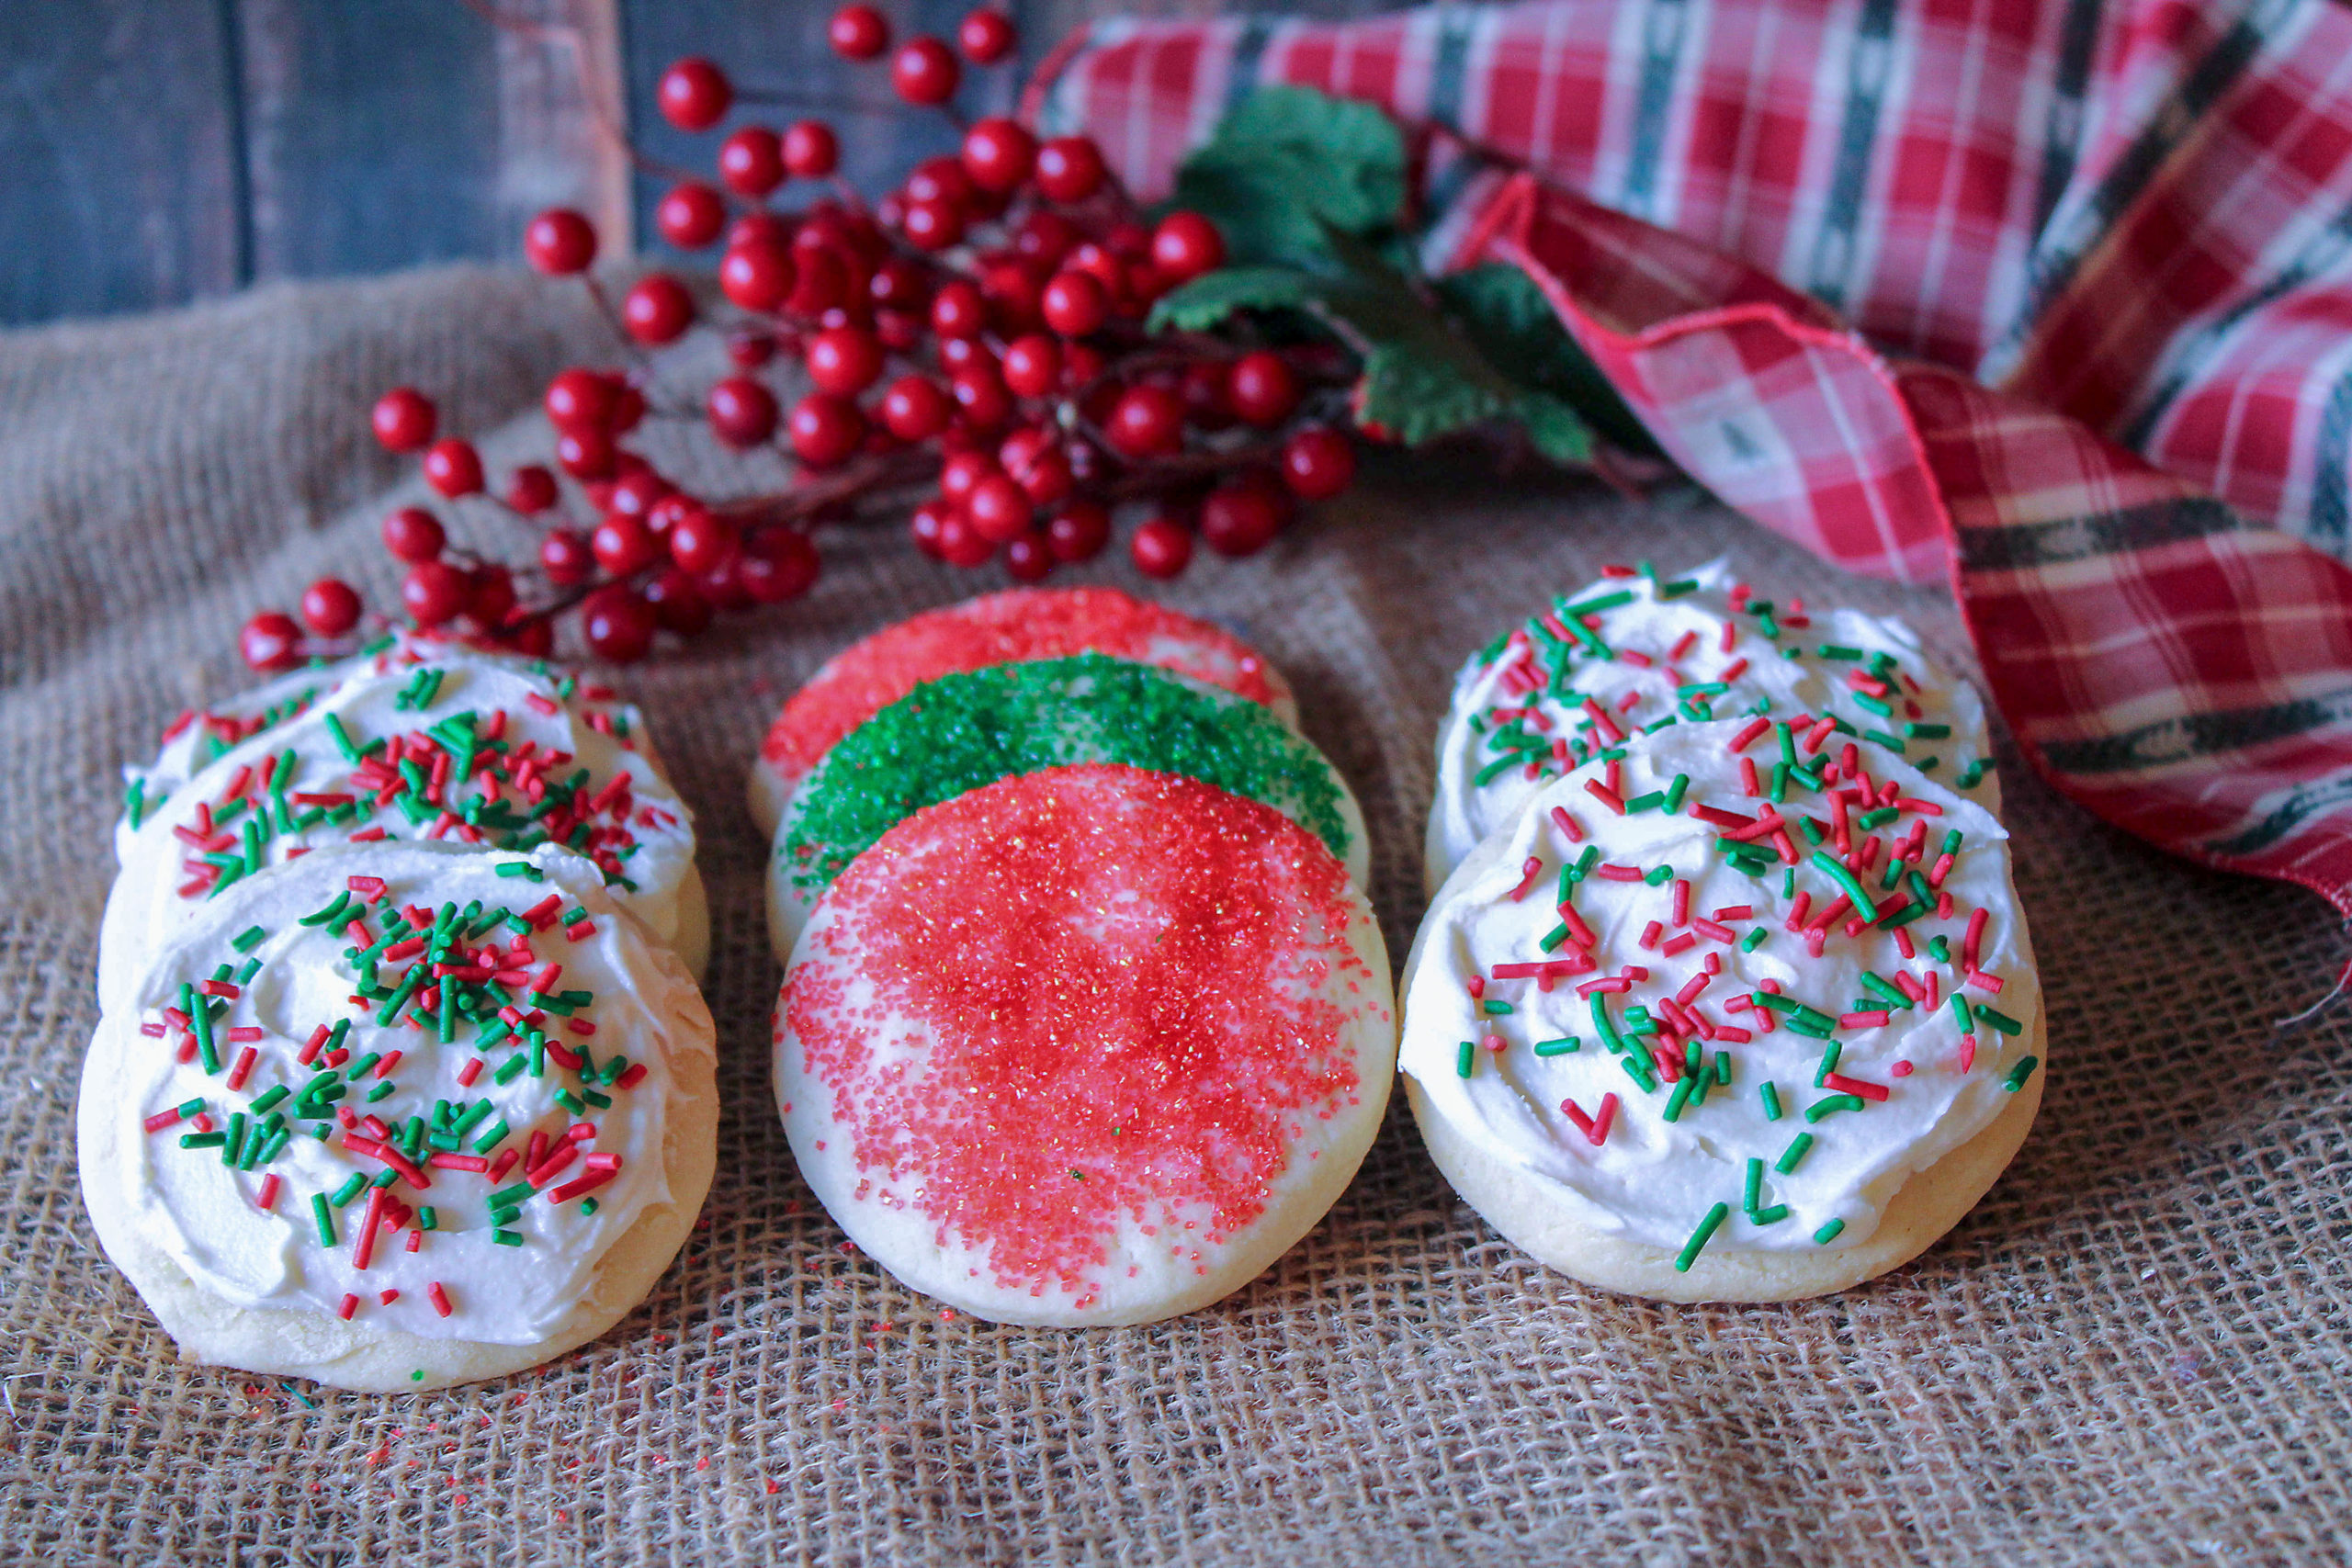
780, 764, 1379, 1301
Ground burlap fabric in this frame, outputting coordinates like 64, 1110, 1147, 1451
3, 266, 2346, 1567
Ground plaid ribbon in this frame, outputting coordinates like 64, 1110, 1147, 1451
1029, 0, 2352, 920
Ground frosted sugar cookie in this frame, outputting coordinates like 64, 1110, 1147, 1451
119, 633, 656, 863
1400, 719, 2042, 1302
764, 653, 1368, 960
748, 586, 1297, 834
1426, 562, 1995, 895
774, 764, 1395, 1326
101, 652, 705, 1010
78, 841, 718, 1391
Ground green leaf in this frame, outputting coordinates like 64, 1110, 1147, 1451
1146, 267, 1337, 334
1513, 391, 1595, 466
1167, 85, 1407, 266
1433, 265, 1660, 456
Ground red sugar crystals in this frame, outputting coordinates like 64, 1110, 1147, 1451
779, 764, 1381, 1303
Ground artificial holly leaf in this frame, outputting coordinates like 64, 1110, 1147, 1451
1434, 265, 1661, 456
1167, 85, 1407, 265
1513, 389, 1596, 466
1146, 267, 1337, 334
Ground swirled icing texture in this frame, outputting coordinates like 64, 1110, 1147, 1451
1426, 562, 1994, 894
1400, 721, 2040, 1257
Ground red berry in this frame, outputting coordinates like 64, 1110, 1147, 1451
1181, 359, 1235, 431
622, 275, 696, 344
935, 509, 994, 568
657, 57, 732, 131
607, 468, 671, 519
545, 367, 618, 430
937, 335, 993, 376
938, 450, 996, 505
729, 210, 791, 252
654, 504, 730, 575
910, 500, 955, 558
656, 181, 728, 249
960, 118, 1035, 193
739, 526, 820, 603
929, 281, 986, 339
880, 375, 953, 442
582, 586, 657, 662
786, 246, 849, 315
1001, 334, 1061, 399
502, 618, 556, 658
1129, 514, 1193, 579
958, 7, 1017, 62
1149, 210, 1226, 283
506, 464, 559, 513
401, 561, 471, 626
540, 527, 595, 586
891, 37, 961, 106
868, 257, 929, 313
718, 126, 786, 197
1105, 384, 1184, 458
642, 567, 712, 637
1199, 477, 1288, 557
787, 393, 865, 468
1281, 425, 1355, 500
524, 209, 597, 275
707, 376, 779, 446
828, 4, 889, 60
1040, 271, 1109, 337
300, 577, 364, 637
422, 439, 484, 498
1002, 530, 1054, 581
1227, 350, 1300, 427
966, 473, 1034, 544
1015, 209, 1080, 267
1034, 137, 1105, 203
381, 507, 446, 563
805, 326, 885, 397
1000, 427, 1071, 504
370, 387, 437, 453
466, 564, 518, 628
593, 513, 660, 576
950, 365, 1012, 435
240, 612, 303, 672
1045, 500, 1110, 562
783, 119, 840, 179
900, 196, 966, 253
719, 243, 796, 312
556, 426, 618, 481
1062, 340, 1107, 391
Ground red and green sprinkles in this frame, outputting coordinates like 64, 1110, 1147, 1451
134, 863, 645, 1328
782, 654, 1352, 897
1454, 697, 2030, 1259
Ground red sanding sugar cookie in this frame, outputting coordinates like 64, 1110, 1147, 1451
772, 763, 1395, 1326
747, 588, 1298, 833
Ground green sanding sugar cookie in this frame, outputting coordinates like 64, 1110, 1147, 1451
780, 654, 1360, 900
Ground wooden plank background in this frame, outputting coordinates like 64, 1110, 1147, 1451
0, 0, 1400, 328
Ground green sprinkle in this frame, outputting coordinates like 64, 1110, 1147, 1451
417, 1206, 437, 1232
231, 925, 267, 953
221, 1112, 246, 1167
1675, 1202, 1730, 1272
1561, 589, 1634, 616
1806, 1094, 1866, 1122
1817, 644, 1863, 660
328, 1174, 368, 1208
494, 1053, 528, 1086
1619, 1054, 1658, 1093
1905, 722, 1951, 739
1589, 994, 1624, 1055
1662, 1073, 1697, 1123
1481, 1000, 1515, 1016
1623, 791, 1665, 814
312, 1194, 336, 1247
364, 1081, 396, 1102
1815, 1040, 1842, 1086
1743, 1158, 1764, 1213
1814, 1218, 1846, 1245
179, 1132, 226, 1149
1857, 807, 1899, 831
1955, 759, 1987, 790
471, 1120, 510, 1156
1533, 1036, 1579, 1056
1760, 1082, 1783, 1122
1973, 1003, 2025, 1036
2003, 1055, 2041, 1091
1808, 850, 1878, 920
1950, 992, 1974, 1032
1750, 1204, 1790, 1225
323, 712, 361, 763
1776, 1133, 1815, 1173
1859, 972, 1912, 1010
1740, 926, 1768, 953
495, 860, 546, 881
492, 1230, 524, 1247
1455, 1041, 1476, 1078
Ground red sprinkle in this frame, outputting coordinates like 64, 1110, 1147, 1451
256, 1174, 280, 1212
1506, 856, 1544, 901
226, 1047, 256, 1090
1585, 780, 1626, 815
429, 1281, 454, 1318
1823, 1072, 1891, 1102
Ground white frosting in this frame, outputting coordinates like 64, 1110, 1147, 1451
100, 655, 695, 1011
1426, 562, 1996, 893
119, 635, 656, 865
83, 841, 706, 1344
1400, 720, 2041, 1257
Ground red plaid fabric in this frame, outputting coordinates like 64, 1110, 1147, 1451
1029, 0, 2352, 918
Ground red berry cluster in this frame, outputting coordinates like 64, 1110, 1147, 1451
244, 6, 1358, 671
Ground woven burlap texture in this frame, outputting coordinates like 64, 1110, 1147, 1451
2, 267, 2346, 1568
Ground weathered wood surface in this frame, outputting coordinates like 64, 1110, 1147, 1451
0, 0, 1399, 327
